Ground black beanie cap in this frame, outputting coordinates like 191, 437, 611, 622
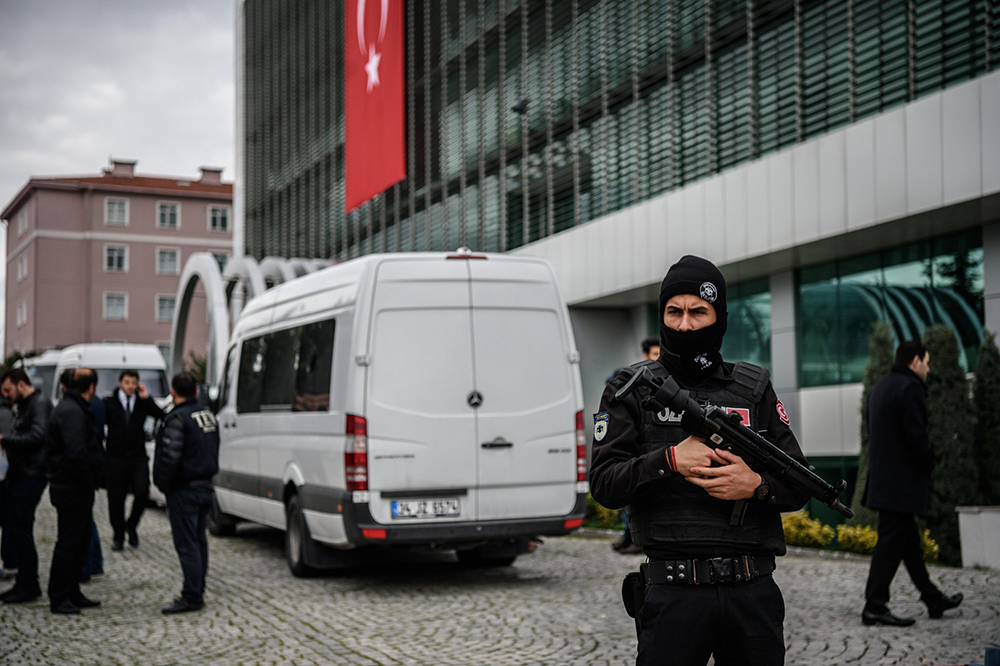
657, 255, 728, 320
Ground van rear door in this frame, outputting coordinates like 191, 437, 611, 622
468, 259, 578, 520
364, 259, 479, 525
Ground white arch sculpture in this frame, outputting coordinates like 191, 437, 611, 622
170, 252, 231, 385
259, 256, 298, 287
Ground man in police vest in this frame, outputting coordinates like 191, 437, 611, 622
590, 255, 810, 666
154, 373, 219, 614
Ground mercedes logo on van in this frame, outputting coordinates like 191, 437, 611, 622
467, 391, 483, 408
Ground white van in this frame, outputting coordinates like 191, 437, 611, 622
211, 251, 588, 575
52, 343, 170, 404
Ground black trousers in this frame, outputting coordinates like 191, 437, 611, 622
167, 488, 213, 605
0, 478, 15, 569
864, 510, 941, 613
48, 484, 94, 605
3, 477, 48, 592
636, 575, 785, 666
107, 456, 150, 540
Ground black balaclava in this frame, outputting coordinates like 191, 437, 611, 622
657, 255, 728, 381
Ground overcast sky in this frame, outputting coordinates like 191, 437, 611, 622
0, 0, 236, 353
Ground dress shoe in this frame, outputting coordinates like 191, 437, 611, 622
0, 567, 18, 581
618, 543, 644, 554
71, 594, 101, 608
1, 588, 42, 603
162, 597, 203, 614
927, 592, 963, 618
862, 608, 916, 626
50, 600, 81, 615
128, 531, 139, 548
112, 539, 124, 552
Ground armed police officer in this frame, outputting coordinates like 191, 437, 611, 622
590, 255, 810, 666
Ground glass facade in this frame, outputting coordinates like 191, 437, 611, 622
242, 0, 1000, 260
798, 230, 984, 387
721, 278, 772, 370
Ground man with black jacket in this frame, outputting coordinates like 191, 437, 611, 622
46, 368, 104, 614
154, 372, 219, 614
0, 369, 53, 603
590, 256, 810, 666
861, 340, 963, 626
104, 369, 164, 550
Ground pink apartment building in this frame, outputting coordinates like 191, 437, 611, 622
2, 159, 233, 360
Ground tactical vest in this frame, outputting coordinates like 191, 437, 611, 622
625, 360, 787, 555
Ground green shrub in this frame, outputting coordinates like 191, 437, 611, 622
973, 332, 1000, 505
585, 495, 622, 529
781, 510, 835, 548
836, 523, 940, 562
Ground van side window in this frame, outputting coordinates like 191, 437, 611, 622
261, 328, 298, 410
219, 345, 237, 409
294, 319, 335, 412
237, 336, 267, 413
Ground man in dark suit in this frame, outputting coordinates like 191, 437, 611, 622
861, 340, 963, 626
46, 368, 104, 614
103, 370, 164, 551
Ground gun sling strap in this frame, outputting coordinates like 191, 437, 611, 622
641, 555, 776, 585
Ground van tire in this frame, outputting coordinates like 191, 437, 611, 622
285, 494, 316, 578
456, 548, 516, 568
207, 493, 238, 537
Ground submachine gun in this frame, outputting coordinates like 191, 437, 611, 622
615, 366, 854, 519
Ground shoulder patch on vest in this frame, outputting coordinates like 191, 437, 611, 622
594, 412, 610, 441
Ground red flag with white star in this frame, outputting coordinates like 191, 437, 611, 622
345, 0, 406, 212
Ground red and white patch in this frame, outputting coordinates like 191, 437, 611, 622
776, 400, 790, 426
726, 407, 751, 428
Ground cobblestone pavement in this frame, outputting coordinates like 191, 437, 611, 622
2, 495, 997, 666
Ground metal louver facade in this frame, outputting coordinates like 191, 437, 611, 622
240, 0, 1000, 261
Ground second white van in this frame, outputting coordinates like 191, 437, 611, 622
210, 251, 588, 574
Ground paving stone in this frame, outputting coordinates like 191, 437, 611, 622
1, 493, 997, 665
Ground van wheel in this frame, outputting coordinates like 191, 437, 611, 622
456, 548, 516, 567
207, 493, 238, 536
285, 495, 316, 578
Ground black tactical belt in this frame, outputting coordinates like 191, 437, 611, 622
641, 555, 776, 585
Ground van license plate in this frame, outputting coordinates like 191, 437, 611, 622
391, 499, 460, 519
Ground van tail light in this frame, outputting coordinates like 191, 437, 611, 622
575, 410, 587, 482
345, 414, 368, 492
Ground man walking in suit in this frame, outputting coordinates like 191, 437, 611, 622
104, 370, 164, 551
861, 340, 963, 626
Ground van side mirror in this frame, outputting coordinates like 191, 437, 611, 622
197, 383, 220, 413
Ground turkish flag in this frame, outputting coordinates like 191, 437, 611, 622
345, 0, 406, 212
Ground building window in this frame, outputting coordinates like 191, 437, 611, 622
105, 198, 128, 226
16, 210, 28, 236
16, 254, 28, 281
157, 248, 180, 275
798, 229, 984, 387
213, 253, 228, 272
105, 245, 128, 273
156, 295, 176, 322
158, 202, 179, 229
16, 300, 27, 328
209, 207, 230, 232
104, 293, 127, 321
720, 279, 772, 371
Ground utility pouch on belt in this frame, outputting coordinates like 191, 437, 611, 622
621, 571, 646, 618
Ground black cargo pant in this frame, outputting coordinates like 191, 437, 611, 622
48, 484, 95, 606
107, 456, 150, 541
4, 476, 48, 593
636, 575, 785, 666
167, 488, 213, 605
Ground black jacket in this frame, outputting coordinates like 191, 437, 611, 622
103, 389, 165, 459
589, 360, 810, 558
4, 390, 52, 479
154, 399, 220, 494
47, 392, 104, 489
863, 365, 933, 515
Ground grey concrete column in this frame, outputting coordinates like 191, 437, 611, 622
985, 222, 1000, 337
769, 271, 800, 427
